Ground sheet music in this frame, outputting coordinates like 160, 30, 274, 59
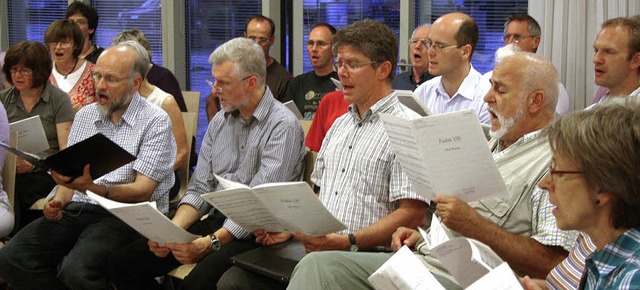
284, 100, 304, 120
430, 237, 505, 289
396, 91, 432, 116
380, 110, 507, 202
368, 245, 445, 290
9, 115, 49, 154
86, 191, 199, 245
465, 262, 523, 290
330, 77, 343, 90
202, 174, 346, 236
429, 214, 449, 249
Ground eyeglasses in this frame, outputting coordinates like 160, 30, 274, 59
332, 61, 377, 72
206, 75, 252, 93
307, 40, 330, 48
422, 40, 460, 53
246, 36, 270, 45
91, 72, 124, 86
548, 162, 583, 182
502, 34, 535, 43
410, 38, 428, 47
48, 40, 73, 48
9, 67, 33, 75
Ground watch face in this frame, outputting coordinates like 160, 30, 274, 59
210, 236, 222, 251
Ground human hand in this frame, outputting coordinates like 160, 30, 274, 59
16, 159, 34, 174
148, 240, 171, 258
254, 229, 293, 246
523, 276, 547, 290
390, 227, 421, 252
165, 236, 210, 264
43, 199, 64, 221
434, 195, 483, 235
50, 164, 94, 192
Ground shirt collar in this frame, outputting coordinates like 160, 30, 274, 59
492, 129, 543, 155
223, 86, 274, 123
347, 90, 397, 122
589, 227, 640, 277
435, 65, 481, 101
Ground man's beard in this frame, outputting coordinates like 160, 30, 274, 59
98, 89, 133, 118
488, 104, 524, 140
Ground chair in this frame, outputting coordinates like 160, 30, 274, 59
299, 120, 312, 137
3, 131, 17, 210
171, 112, 198, 205
182, 91, 201, 114
303, 150, 317, 189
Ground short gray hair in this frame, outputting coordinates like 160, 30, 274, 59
501, 52, 558, 110
112, 28, 153, 61
208, 37, 266, 88
543, 97, 640, 229
111, 41, 151, 79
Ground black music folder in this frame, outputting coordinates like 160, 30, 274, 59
230, 239, 307, 283
0, 133, 136, 181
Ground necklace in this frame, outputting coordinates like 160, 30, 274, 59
56, 59, 78, 79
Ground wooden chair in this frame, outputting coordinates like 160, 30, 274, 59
3, 131, 17, 210
182, 91, 201, 114
299, 120, 312, 137
171, 112, 198, 205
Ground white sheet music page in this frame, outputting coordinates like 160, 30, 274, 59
86, 191, 199, 245
428, 214, 450, 249
9, 115, 49, 154
368, 245, 445, 290
202, 174, 346, 236
465, 262, 524, 290
380, 110, 507, 202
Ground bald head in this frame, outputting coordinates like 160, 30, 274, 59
433, 12, 478, 57
485, 52, 558, 147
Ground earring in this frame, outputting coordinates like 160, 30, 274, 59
595, 199, 601, 205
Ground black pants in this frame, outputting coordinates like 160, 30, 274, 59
12, 171, 56, 235
107, 211, 260, 290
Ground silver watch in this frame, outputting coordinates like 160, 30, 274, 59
209, 234, 221, 251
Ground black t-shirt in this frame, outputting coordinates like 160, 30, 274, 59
285, 71, 339, 120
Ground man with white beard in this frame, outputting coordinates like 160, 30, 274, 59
285, 52, 576, 290
0, 41, 176, 289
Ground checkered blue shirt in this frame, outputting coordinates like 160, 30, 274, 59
583, 227, 640, 289
68, 92, 176, 213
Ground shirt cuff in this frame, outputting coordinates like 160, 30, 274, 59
223, 219, 251, 239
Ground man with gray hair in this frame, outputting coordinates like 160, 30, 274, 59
286, 52, 575, 290
107, 37, 305, 290
0, 41, 176, 289
392, 24, 434, 90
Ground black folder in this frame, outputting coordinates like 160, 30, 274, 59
0, 133, 136, 181
230, 239, 307, 283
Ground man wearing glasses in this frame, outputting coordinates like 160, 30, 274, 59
108, 37, 305, 290
392, 24, 434, 91
245, 15, 293, 102
413, 13, 490, 124
216, 19, 429, 290
499, 14, 571, 115
287, 52, 575, 290
284, 23, 338, 120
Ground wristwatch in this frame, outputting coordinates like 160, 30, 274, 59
348, 233, 358, 252
209, 234, 221, 251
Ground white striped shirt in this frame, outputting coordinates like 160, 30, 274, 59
180, 88, 305, 239
414, 66, 490, 124
69, 92, 176, 213
312, 92, 429, 236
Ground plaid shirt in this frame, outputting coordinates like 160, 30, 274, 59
69, 92, 176, 213
312, 92, 429, 237
582, 227, 640, 289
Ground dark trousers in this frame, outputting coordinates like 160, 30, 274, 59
217, 265, 287, 290
0, 203, 138, 290
108, 211, 260, 290
12, 172, 56, 234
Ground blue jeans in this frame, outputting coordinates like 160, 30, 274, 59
0, 202, 138, 290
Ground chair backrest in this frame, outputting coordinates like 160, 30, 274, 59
182, 91, 201, 114
172, 112, 198, 205
2, 131, 17, 209
300, 120, 312, 137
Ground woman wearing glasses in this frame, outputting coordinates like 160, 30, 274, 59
0, 41, 74, 233
44, 19, 96, 111
525, 98, 640, 289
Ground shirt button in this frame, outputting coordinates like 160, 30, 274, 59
348, 145, 352, 149
358, 124, 362, 128
335, 191, 338, 195
341, 168, 345, 173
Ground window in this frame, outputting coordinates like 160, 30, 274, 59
7, 0, 68, 45
302, 0, 401, 74
417, 0, 529, 73
185, 0, 262, 151
92, 0, 164, 66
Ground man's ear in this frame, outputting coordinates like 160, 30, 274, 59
377, 61, 392, 80
460, 44, 473, 60
527, 90, 545, 114
630, 51, 640, 71
132, 75, 143, 93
